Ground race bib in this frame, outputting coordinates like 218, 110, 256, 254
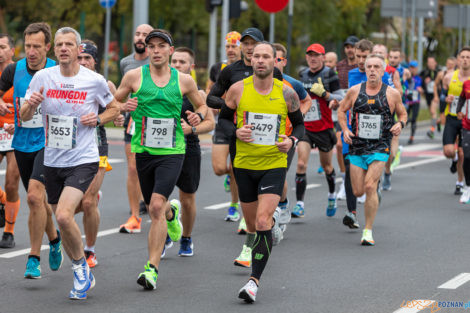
412, 90, 419, 102
304, 99, 321, 122
46, 115, 77, 150
245, 112, 280, 146
466, 99, 470, 119
142, 117, 176, 148
358, 113, 382, 139
450, 96, 460, 115
19, 98, 43, 128
331, 109, 338, 122
0, 128, 13, 152
426, 80, 435, 94
126, 118, 135, 135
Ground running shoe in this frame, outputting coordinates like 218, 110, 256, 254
0, 232, 14, 248
291, 202, 305, 218
455, 184, 463, 196
178, 237, 194, 257
24, 257, 41, 279
0, 203, 4, 228
238, 217, 247, 235
336, 182, 346, 201
343, 212, 359, 229
161, 234, 173, 258
317, 166, 324, 174
139, 200, 148, 215
357, 194, 366, 204
137, 261, 158, 290
225, 203, 240, 222
238, 279, 258, 303
437, 123, 442, 132
69, 260, 94, 300
85, 251, 98, 268
390, 146, 402, 172
361, 229, 375, 246
278, 200, 291, 225
382, 173, 392, 191
426, 130, 434, 139
224, 174, 230, 192
167, 199, 182, 242
407, 136, 414, 145
326, 197, 337, 217
119, 215, 142, 234
272, 208, 283, 246
49, 231, 63, 271
234, 244, 251, 268
450, 160, 458, 174
460, 186, 470, 204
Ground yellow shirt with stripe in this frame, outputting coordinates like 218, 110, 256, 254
446, 70, 464, 117
234, 76, 288, 170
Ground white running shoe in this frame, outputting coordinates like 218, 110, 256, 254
336, 182, 346, 200
460, 186, 470, 204
238, 279, 258, 303
357, 194, 366, 204
272, 208, 283, 246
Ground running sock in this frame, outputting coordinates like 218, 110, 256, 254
0, 188, 6, 204
148, 262, 158, 274
431, 118, 437, 129
230, 202, 239, 208
72, 257, 86, 265
28, 255, 40, 262
456, 180, 464, 187
50, 230, 60, 245
251, 230, 272, 281
4, 200, 20, 234
295, 173, 306, 201
278, 199, 288, 207
245, 232, 256, 248
344, 159, 357, 213
453, 152, 458, 162
84, 245, 95, 253
325, 169, 336, 194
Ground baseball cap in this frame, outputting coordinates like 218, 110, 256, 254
225, 31, 241, 46
241, 28, 264, 42
306, 43, 325, 55
409, 60, 418, 67
145, 29, 173, 46
344, 36, 359, 47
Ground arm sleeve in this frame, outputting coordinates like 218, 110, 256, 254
0, 63, 16, 92
218, 103, 236, 136
287, 109, 305, 140
209, 64, 219, 82
273, 67, 283, 80
206, 66, 231, 109
328, 89, 344, 102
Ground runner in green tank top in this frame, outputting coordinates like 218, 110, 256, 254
114, 29, 208, 291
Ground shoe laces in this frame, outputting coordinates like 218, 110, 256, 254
72, 263, 86, 281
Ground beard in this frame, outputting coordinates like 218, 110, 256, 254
254, 68, 272, 79
134, 42, 146, 54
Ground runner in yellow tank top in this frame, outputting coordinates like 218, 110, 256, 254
219, 41, 305, 303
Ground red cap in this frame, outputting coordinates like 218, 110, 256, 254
306, 43, 325, 55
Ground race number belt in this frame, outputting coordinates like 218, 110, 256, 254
244, 111, 280, 146
0, 128, 13, 152
357, 113, 382, 139
19, 98, 43, 128
141, 117, 176, 148
304, 99, 321, 122
46, 115, 77, 150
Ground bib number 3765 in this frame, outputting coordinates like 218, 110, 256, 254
46, 115, 77, 150
142, 117, 176, 148
358, 113, 382, 139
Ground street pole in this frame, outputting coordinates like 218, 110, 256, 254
133, 0, 148, 31
401, 0, 406, 55
409, 0, 415, 61
286, 0, 293, 75
220, 0, 229, 62
208, 8, 217, 71
459, 4, 463, 51
417, 17, 424, 71
466, 5, 470, 46
104, 6, 111, 79
269, 13, 275, 42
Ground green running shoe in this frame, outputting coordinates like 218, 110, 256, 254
137, 261, 158, 290
234, 244, 252, 268
167, 199, 182, 242
223, 174, 230, 193
390, 145, 402, 172
237, 217, 247, 235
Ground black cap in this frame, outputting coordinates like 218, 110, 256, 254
344, 35, 359, 47
241, 28, 264, 42
145, 30, 173, 46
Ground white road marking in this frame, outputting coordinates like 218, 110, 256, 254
393, 156, 446, 171
108, 158, 125, 164
401, 143, 441, 152
204, 202, 232, 210
438, 272, 470, 289
392, 300, 436, 313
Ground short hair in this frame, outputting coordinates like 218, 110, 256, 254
24, 22, 52, 44
355, 39, 373, 53
0, 34, 14, 49
55, 27, 81, 46
373, 44, 388, 54
253, 41, 276, 57
365, 53, 386, 70
174, 47, 195, 64
272, 43, 287, 58
447, 56, 457, 62
390, 47, 401, 54
459, 47, 470, 56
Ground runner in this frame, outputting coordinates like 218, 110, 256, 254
74, 40, 123, 268
114, 28, 208, 290
404, 60, 423, 145
218, 41, 304, 302
456, 78, 470, 203
206, 31, 242, 224
442, 47, 470, 195
325, 52, 338, 70
119, 24, 153, 233
294, 42, 344, 218
339, 53, 407, 245
336, 35, 359, 201
273, 42, 311, 231
22, 27, 120, 299
0, 33, 21, 249
420, 56, 440, 139
433, 56, 457, 132
166, 47, 215, 257
0, 23, 62, 278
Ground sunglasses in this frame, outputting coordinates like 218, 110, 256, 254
276, 57, 286, 62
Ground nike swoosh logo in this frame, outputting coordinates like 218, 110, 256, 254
269, 98, 280, 101
260, 185, 274, 190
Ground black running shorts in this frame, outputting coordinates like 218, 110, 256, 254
233, 167, 286, 203
443, 115, 462, 147
300, 128, 337, 152
14, 148, 45, 190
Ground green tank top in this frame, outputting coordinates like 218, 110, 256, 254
130, 65, 185, 155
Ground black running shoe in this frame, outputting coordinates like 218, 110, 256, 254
139, 200, 148, 215
0, 232, 15, 248
450, 160, 458, 174
455, 185, 463, 195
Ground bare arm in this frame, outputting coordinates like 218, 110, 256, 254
389, 88, 408, 136
393, 70, 403, 96
300, 93, 312, 115
433, 71, 443, 101
21, 87, 44, 122
114, 68, 140, 112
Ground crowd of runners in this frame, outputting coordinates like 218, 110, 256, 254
0, 20, 469, 304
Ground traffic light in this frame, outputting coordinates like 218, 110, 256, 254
229, 0, 248, 18
206, 0, 222, 13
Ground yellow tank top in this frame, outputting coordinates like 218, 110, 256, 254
446, 70, 465, 117
234, 76, 288, 170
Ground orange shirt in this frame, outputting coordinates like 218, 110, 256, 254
0, 70, 14, 127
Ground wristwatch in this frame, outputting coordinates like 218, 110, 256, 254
96, 116, 101, 127
196, 112, 204, 121
191, 126, 197, 134
400, 121, 405, 129
289, 136, 298, 148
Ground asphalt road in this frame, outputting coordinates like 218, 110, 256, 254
0, 123, 469, 313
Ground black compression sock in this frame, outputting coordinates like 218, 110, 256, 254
251, 230, 273, 280
148, 263, 159, 274
325, 169, 336, 194
28, 255, 40, 262
295, 173, 306, 201
50, 230, 60, 245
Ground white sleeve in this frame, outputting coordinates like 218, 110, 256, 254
95, 76, 113, 108
24, 70, 44, 101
